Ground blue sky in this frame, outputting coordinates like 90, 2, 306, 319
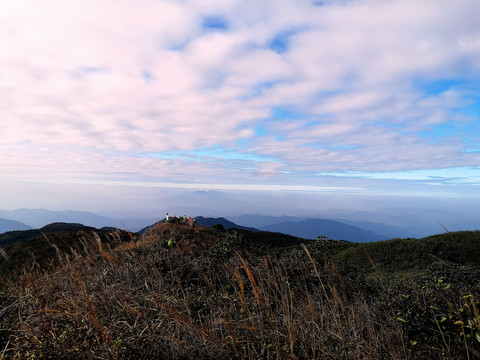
0, 0, 479, 216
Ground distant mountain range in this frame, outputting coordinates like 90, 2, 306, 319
228, 215, 303, 228
0, 208, 436, 242
195, 217, 259, 232
0, 209, 157, 234
228, 214, 426, 239
258, 218, 387, 242
0, 217, 32, 234
184, 217, 386, 242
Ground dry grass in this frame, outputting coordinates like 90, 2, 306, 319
1, 223, 478, 359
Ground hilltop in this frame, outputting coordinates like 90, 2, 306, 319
0, 223, 134, 279
0, 222, 479, 359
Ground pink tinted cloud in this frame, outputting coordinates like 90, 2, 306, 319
1, 0, 479, 188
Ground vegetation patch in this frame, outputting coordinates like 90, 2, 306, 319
1, 224, 479, 359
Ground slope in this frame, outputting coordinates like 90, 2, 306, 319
1, 223, 479, 359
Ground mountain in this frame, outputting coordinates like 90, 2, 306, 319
0, 217, 32, 234
325, 208, 473, 238
0, 221, 137, 251
138, 215, 388, 241
194, 217, 259, 232
0, 222, 92, 249
333, 219, 412, 239
260, 218, 388, 242
0, 209, 124, 230
229, 215, 399, 240
0, 209, 166, 233
0, 223, 133, 277
138, 216, 259, 235
228, 215, 303, 228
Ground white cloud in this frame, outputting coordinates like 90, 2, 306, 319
1, 0, 480, 200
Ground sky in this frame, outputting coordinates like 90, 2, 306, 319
1, 0, 480, 220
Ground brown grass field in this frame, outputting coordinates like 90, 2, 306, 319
1, 223, 479, 359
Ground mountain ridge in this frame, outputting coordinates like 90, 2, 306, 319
194, 216, 259, 232
260, 218, 388, 242
0, 209, 156, 233
0, 217, 32, 234
1, 208, 457, 241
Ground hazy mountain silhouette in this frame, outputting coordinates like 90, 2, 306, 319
229, 215, 400, 240
260, 218, 387, 242
194, 217, 259, 232
333, 219, 410, 239
0, 209, 122, 229
0, 209, 157, 233
0, 217, 32, 234
0, 209, 392, 242
228, 215, 303, 228
326, 208, 474, 238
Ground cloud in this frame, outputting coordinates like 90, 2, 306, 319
1, 0, 480, 199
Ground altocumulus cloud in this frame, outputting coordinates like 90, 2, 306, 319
0, 0, 479, 195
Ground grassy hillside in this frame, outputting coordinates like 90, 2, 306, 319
0, 224, 479, 359
0, 223, 133, 281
